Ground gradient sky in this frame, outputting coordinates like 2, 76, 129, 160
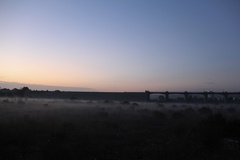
1, 0, 240, 92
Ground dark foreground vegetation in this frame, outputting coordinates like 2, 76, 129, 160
0, 99, 239, 160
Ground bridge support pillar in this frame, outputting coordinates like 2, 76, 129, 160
203, 92, 208, 102
184, 91, 188, 102
165, 91, 169, 102
145, 90, 150, 101
223, 92, 228, 102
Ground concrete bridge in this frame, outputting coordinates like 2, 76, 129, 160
1, 89, 239, 103
146, 91, 240, 103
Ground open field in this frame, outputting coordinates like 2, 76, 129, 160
0, 98, 240, 160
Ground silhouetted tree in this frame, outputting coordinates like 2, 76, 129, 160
19, 87, 31, 97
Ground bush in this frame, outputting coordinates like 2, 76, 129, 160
87, 100, 93, 104
224, 119, 240, 139
198, 107, 212, 114
180, 104, 186, 108
121, 101, 130, 105
103, 100, 113, 104
70, 96, 77, 100
152, 111, 166, 120
184, 107, 195, 113
17, 99, 25, 104
227, 107, 236, 113
98, 111, 109, 119
138, 108, 150, 114
197, 113, 226, 150
2, 99, 10, 103
172, 111, 184, 120
131, 102, 139, 106
157, 103, 165, 107
129, 106, 135, 110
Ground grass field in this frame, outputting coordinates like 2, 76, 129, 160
0, 98, 240, 160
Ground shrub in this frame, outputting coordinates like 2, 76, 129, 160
98, 111, 109, 119
129, 106, 135, 110
143, 108, 150, 113
17, 99, 25, 104
131, 102, 139, 106
87, 100, 93, 104
184, 107, 195, 113
172, 111, 184, 119
224, 119, 240, 138
103, 100, 113, 104
121, 101, 130, 104
138, 108, 150, 114
227, 107, 236, 113
2, 99, 10, 103
157, 103, 165, 107
70, 96, 77, 100
152, 111, 166, 120
180, 104, 186, 108
198, 107, 212, 114
197, 113, 226, 150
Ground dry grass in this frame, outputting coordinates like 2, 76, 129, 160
0, 98, 239, 160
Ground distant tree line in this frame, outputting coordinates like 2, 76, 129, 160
0, 87, 31, 97
0, 86, 64, 97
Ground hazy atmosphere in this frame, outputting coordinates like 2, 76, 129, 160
1, 0, 240, 92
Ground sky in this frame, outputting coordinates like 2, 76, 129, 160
1, 0, 240, 92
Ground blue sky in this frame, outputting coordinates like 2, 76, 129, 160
1, 0, 240, 92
